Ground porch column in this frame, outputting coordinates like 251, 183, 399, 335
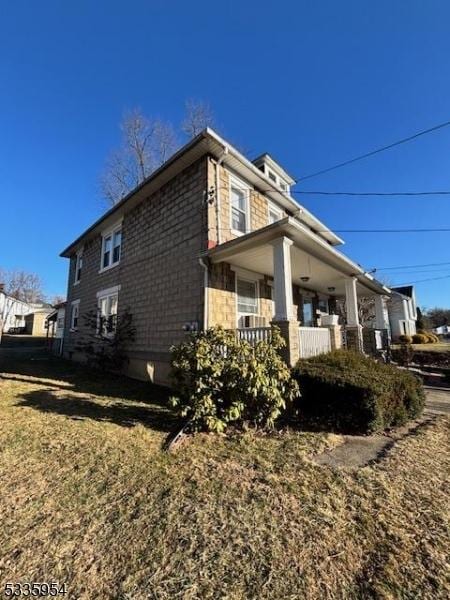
344, 276, 363, 352
272, 237, 295, 320
270, 237, 300, 366
374, 295, 389, 330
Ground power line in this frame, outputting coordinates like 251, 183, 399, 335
392, 274, 450, 285
296, 118, 450, 182
375, 260, 450, 270
330, 228, 450, 233
218, 226, 450, 233
295, 190, 450, 197
220, 184, 450, 197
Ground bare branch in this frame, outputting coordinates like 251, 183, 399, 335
182, 99, 214, 139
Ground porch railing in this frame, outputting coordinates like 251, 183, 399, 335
299, 326, 331, 358
237, 327, 272, 346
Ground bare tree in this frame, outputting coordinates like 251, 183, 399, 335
182, 99, 214, 139
0, 269, 45, 303
101, 109, 179, 206
50, 295, 66, 306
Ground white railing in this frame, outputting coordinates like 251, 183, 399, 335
237, 327, 272, 346
299, 326, 331, 358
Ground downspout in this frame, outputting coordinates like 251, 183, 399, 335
199, 257, 209, 331
215, 146, 228, 245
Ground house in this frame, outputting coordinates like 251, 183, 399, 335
387, 286, 417, 340
0, 288, 31, 334
434, 324, 450, 336
61, 128, 391, 384
46, 302, 66, 354
24, 306, 53, 336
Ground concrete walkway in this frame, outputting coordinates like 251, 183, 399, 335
313, 388, 450, 469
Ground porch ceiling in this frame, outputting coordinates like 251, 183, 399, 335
207, 218, 390, 298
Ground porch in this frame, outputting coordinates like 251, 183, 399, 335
206, 217, 391, 364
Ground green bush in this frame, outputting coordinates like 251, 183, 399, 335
398, 334, 413, 344
292, 350, 425, 434
396, 342, 414, 367
412, 333, 428, 344
169, 327, 299, 433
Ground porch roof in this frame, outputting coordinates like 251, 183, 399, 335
206, 217, 391, 298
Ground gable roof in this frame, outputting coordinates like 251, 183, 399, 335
60, 128, 343, 257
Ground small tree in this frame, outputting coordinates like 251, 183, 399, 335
75, 308, 136, 371
182, 99, 214, 138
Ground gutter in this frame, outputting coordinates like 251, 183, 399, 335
198, 258, 209, 330
215, 145, 228, 245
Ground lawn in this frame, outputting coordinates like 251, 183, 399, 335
0, 354, 449, 599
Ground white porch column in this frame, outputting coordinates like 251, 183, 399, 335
270, 236, 299, 366
344, 276, 364, 352
345, 277, 359, 326
374, 295, 389, 330
272, 236, 295, 321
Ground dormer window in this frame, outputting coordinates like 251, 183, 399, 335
252, 154, 294, 194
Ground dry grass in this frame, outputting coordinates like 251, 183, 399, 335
0, 355, 449, 599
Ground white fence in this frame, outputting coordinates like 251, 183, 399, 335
237, 327, 272, 346
299, 327, 331, 358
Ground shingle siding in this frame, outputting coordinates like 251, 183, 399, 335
63, 158, 208, 382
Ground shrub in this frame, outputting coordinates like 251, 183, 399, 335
169, 327, 299, 433
292, 350, 424, 434
75, 309, 136, 371
396, 342, 414, 367
412, 333, 428, 344
398, 334, 413, 344
417, 330, 439, 343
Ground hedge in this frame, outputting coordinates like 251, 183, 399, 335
292, 350, 425, 434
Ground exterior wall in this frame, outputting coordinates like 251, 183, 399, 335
388, 295, 417, 339
206, 161, 289, 246
0, 293, 33, 332
24, 312, 51, 336
207, 263, 303, 330
64, 158, 208, 384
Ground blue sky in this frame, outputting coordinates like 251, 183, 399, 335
1, 0, 449, 308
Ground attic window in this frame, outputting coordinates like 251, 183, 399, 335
268, 170, 277, 183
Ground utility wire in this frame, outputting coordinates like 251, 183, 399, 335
375, 260, 450, 270
392, 274, 450, 285
220, 185, 450, 197
296, 118, 450, 182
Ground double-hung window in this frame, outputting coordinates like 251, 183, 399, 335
268, 202, 283, 224
74, 251, 83, 284
237, 278, 258, 315
230, 178, 249, 235
101, 224, 122, 271
70, 300, 80, 331
97, 286, 119, 336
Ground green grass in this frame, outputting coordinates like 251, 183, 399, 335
0, 354, 449, 599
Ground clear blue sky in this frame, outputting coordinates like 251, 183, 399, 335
1, 0, 450, 308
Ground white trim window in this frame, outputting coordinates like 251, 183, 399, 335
100, 223, 122, 271
268, 201, 283, 224
97, 286, 119, 336
237, 278, 258, 316
74, 251, 83, 284
230, 177, 249, 235
70, 300, 80, 331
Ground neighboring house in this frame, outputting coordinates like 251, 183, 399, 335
434, 325, 450, 336
24, 306, 53, 336
46, 302, 66, 354
0, 285, 34, 333
387, 286, 418, 340
61, 128, 391, 384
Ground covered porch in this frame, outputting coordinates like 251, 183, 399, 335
206, 217, 391, 364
